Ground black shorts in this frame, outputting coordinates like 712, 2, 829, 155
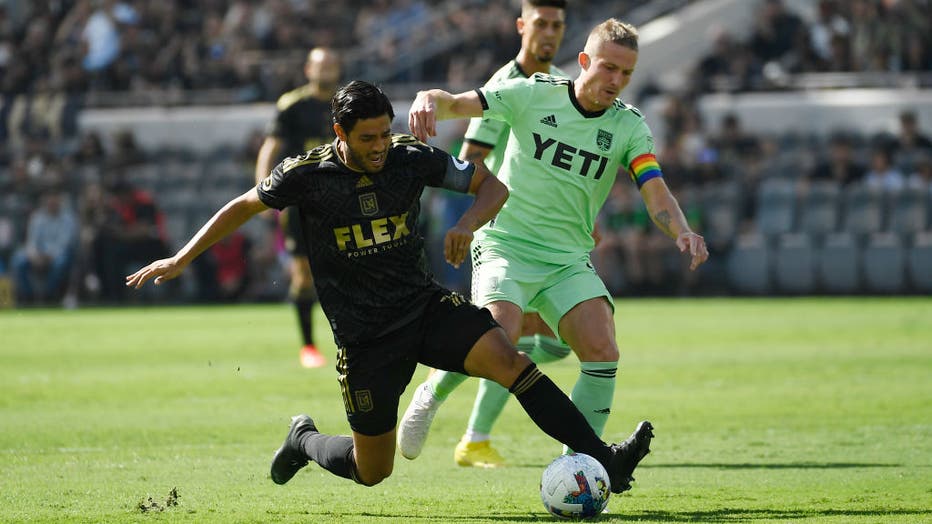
336, 289, 500, 436
281, 206, 308, 257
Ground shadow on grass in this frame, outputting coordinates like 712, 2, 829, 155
648, 461, 904, 470
509, 461, 903, 470
346, 507, 930, 522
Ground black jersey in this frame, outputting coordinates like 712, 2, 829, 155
267, 85, 333, 158
257, 134, 476, 345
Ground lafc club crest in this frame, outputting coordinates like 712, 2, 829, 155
359, 192, 379, 216
596, 129, 613, 152
355, 390, 374, 412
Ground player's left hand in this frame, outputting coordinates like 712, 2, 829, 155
676, 231, 709, 271
408, 91, 438, 142
444, 225, 473, 269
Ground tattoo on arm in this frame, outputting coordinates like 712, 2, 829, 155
654, 210, 673, 236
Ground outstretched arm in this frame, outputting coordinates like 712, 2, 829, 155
408, 89, 484, 142
639, 178, 709, 271
126, 188, 269, 288
444, 162, 508, 268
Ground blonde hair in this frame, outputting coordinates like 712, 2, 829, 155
584, 18, 638, 54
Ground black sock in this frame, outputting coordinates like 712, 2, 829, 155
294, 298, 315, 345
298, 432, 358, 482
510, 364, 611, 465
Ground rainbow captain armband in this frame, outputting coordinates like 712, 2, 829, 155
628, 153, 663, 188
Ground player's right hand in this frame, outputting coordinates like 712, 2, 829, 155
408, 91, 438, 142
125, 257, 187, 289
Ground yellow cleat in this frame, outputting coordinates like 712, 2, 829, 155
454, 439, 505, 468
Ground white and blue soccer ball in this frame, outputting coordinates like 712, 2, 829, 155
540, 453, 611, 519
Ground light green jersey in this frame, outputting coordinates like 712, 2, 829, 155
475, 73, 662, 264
464, 61, 568, 175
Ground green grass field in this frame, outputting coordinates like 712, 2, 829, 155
2, 298, 930, 523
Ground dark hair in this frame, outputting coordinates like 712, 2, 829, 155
525, 0, 567, 8
331, 81, 394, 133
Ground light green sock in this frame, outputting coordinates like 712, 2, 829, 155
529, 334, 571, 364
465, 336, 573, 436
565, 361, 617, 453
427, 370, 469, 402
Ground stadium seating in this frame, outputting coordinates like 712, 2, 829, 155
727, 233, 771, 294
798, 181, 841, 240
773, 233, 816, 294
818, 232, 861, 294
887, 189, 929, 240
756, 178, 796, 239
907, 231, 932, 293
699, 180, 742, 250
862, 232, 906, 293
842, 184, 885, 239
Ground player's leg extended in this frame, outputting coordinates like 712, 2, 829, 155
270, 415, 394, 486
457, 302, 527, 466
460, 314, 572, 463
462, 327, 613, 464
535, 268, 618, 447
398, 301, 521, 466
559, 297, 619, 444
420, 293, 652, 493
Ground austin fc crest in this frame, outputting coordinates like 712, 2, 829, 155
359, 192, 379, 216
596, 129, 613, 152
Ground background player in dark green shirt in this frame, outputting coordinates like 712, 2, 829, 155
126, 80, 653, 495
254, 47, 341, 369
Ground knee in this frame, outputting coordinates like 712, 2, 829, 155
574, 341, 619, 362
356, 466, 393, 487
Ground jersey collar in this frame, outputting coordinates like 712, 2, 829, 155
567, 81, 607, 119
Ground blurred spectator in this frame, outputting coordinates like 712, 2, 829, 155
749, 0, 805, 64
208, 232, 252, 301
592, 182, 656, 295
906, 153, 931, 192
895, 110, 932, 174
807, 132, 865, 187
93, 177, 170, 302
11, 189, 78, 304
864, 145, 905, 192
108, 128, 145, 168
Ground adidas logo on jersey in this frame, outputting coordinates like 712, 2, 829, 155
539, 114, 558, 128
356, 175, 374, 188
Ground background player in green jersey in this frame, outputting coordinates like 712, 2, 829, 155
125, 80, 652, 495
254, 47, 341, 368
399, 0, 576, 469
404, 18, 709, 481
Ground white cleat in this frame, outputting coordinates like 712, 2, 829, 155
397, 382, 442, 460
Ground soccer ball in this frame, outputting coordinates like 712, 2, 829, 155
540, 453, 611, 519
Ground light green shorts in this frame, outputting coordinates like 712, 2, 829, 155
470, 242, 613, 334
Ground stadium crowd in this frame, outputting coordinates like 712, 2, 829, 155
0, 0, 930, 307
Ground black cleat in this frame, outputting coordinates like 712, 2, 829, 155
608, 420, 654, 494
270, 414, 316, 485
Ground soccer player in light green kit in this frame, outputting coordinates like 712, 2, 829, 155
398, 0, 576, 468
402, 18, 709, 489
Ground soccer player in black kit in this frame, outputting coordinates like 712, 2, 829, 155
126, 81, 650, 495
255, 47, 342, 368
